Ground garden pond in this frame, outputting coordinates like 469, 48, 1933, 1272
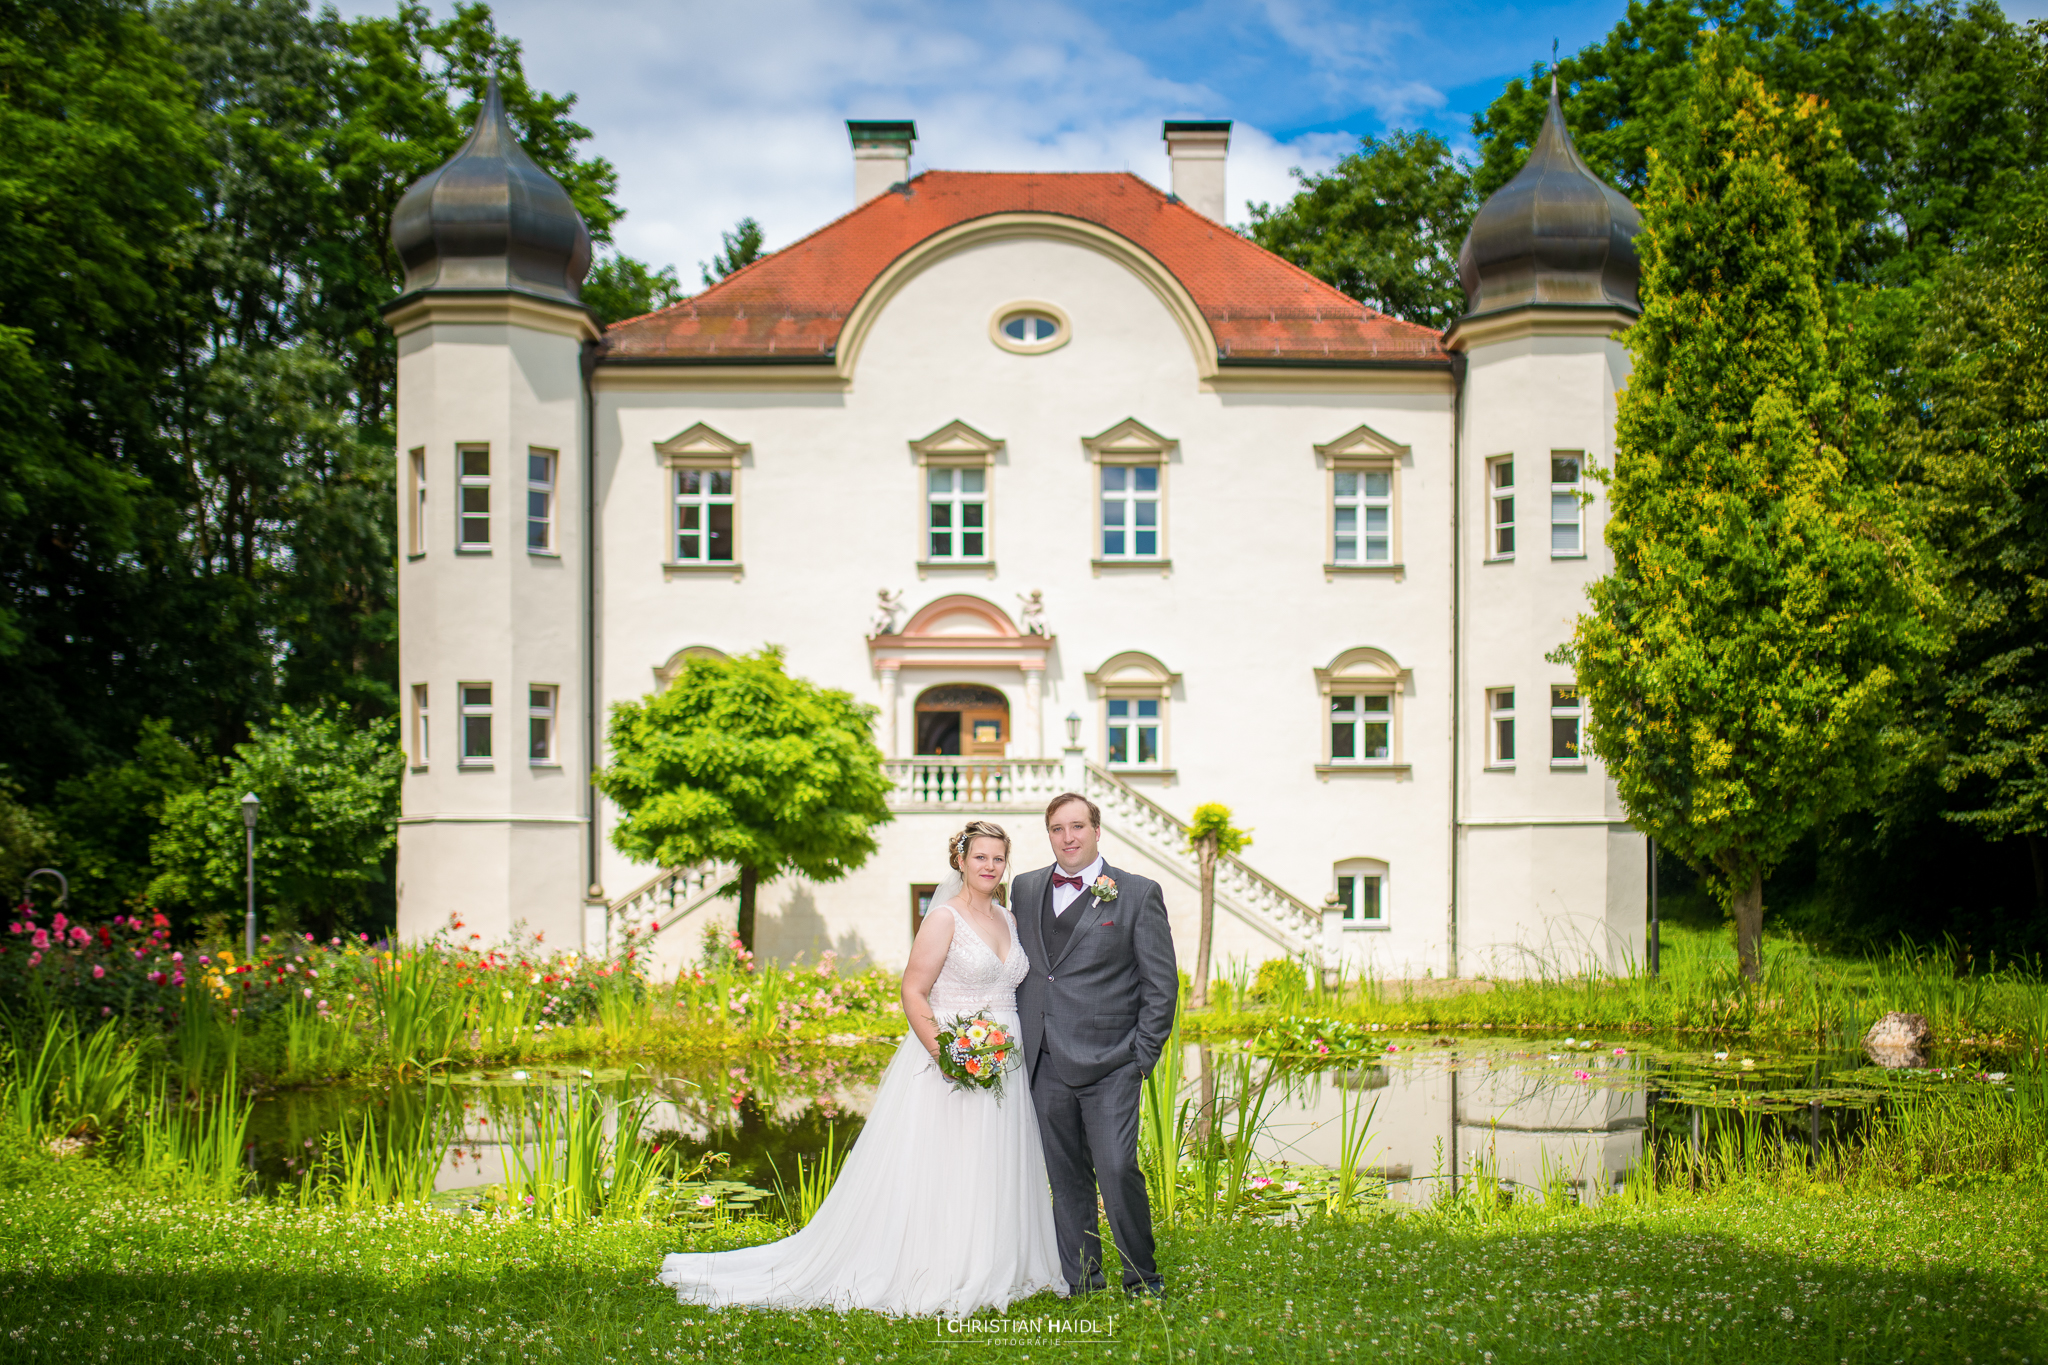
241, 1029, 2032, 1210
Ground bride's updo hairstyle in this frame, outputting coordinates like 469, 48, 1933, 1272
948, 820, 1011, 871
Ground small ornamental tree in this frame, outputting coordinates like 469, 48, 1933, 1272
1564, 46, 1939, 981
1185, 802, 1251, 1009
596, 648, 892, 952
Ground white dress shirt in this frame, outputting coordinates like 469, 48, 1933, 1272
1049, 855, 1105, 918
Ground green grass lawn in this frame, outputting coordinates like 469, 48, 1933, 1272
3, 1167, 2043, 1364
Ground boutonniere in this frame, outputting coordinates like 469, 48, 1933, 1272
1089, 875, 1118, 903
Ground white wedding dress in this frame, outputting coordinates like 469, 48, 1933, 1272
658, 902, 1064, 1316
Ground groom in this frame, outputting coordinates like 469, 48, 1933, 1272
1015, 792, 1177, 1297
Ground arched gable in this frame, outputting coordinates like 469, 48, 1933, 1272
836, 213, 1220, 383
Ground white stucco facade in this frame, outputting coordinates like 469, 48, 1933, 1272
387, 145, 1647, 983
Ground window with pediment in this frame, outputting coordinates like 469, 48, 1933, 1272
1314, 648, 1411, 773
655, 423, 749, 574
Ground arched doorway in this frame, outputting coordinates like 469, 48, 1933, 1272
914, 684, 1010, 757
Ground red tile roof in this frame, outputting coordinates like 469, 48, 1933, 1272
600, 171, 1447, 367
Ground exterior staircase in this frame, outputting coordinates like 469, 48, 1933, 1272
605, 753, 1323, 961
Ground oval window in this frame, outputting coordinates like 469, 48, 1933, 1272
990, 303, 1070, 354
1002, 312, 1059, 343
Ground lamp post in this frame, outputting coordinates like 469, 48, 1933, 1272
1061, 711, 1084, 790
240, 792, 260, 961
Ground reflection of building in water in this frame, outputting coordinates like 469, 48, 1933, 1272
387, 84, 1649, 981
1207, 1047, 1644, 1206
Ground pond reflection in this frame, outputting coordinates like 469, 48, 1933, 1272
245, 1033, 1996, 1204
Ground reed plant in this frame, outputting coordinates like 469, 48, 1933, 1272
370, 951, 461, 1076
1138, 1024, 1187, 1225
309, 1086, 457, 1207
131, 1066, 252, 1200
767, 1121, 845, 1228
1208, 922, 2048, 1045
1315, 1075, 1378, 1221
0, 1012, 141, 1139
498, 1083, 678, 1220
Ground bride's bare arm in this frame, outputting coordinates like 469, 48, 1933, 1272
900, 907, 955, 1058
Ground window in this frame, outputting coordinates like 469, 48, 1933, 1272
410, 684, 429, 766
926, 467, 987, 560
458, 445, 490, 547
1332, 469, 1392, 565
527, 686, 557, 764
1106, 698, 1160, 765
1489, 457, 1514, 557
1335, 874, 1383, 922
673, 469, 734, 562
1315, 648, 1407, 771
1550, 685, 1583, 765
1100, 465, 1160, 558
1488, 688, 1516, 766
407, 449, 427, 556
989, 302, 1071, 355
1329, 694, 1392, 762
910, 883, 939, 944
1333, 858, 1390, 926
459, 683, 492, 764
527, 449, 557, 552
1002, 313, 1057, 344
1550, 453, 1584, 556
1085, 650, 1178, 771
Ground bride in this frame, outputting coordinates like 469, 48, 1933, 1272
657, 820, 1064, 1316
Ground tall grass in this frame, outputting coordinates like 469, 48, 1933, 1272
768, 1122, 846, 1228
309, 1087, 457, 1207
1138, 1024, 1187, 1225
1205, 923, 2048, 1044
1, 1013, 141, 1139
498, 1084, 676, 1220
132, 1067, 252, 1200
370, 952, 461, 1076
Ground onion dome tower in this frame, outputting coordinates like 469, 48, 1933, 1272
389, 77, 592, 304
383, 77, 600, 955
1455, 79, 1640, 321
1446, 78, 1647, 980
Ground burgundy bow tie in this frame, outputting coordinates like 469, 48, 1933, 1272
1052, 873, 1085, 891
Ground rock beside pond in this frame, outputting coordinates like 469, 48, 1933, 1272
1863, 1011, 1932, 1068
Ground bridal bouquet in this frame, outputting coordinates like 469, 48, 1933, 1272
933, 1013, 1016, 1097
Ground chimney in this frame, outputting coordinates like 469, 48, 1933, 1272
848, 120, 917, 204
1162, 120, 1231, 222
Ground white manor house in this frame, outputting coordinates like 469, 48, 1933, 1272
385, 86, 1650, 980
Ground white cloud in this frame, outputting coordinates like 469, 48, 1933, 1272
334, 0, 1375, 275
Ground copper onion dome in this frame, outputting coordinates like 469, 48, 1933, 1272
388, 77, 592, 306
1456, 80, 1640, 321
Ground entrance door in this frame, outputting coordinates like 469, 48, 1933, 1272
962, 709, 1007, 757
913, 684, 1010, 757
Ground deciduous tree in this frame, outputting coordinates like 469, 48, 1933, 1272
1910, 189, 2048, 909
596, 649, 892, 952
147, 706, 402, 938
1246, 133, 1476, 328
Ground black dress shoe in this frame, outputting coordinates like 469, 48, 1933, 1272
1125, 1282, 1167, 1299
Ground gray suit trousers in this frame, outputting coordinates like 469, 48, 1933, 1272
1031, 1051, 1159, 1291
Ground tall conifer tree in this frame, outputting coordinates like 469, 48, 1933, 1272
1566, 45, 1939, 979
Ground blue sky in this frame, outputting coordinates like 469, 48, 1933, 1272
333, 1, 2045, 282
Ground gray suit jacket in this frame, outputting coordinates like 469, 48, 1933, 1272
1015, 860, 1178, 1088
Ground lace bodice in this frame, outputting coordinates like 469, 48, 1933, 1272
927, 905, 1028, 1016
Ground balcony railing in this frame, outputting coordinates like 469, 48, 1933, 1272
884, 757, 1068, 811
